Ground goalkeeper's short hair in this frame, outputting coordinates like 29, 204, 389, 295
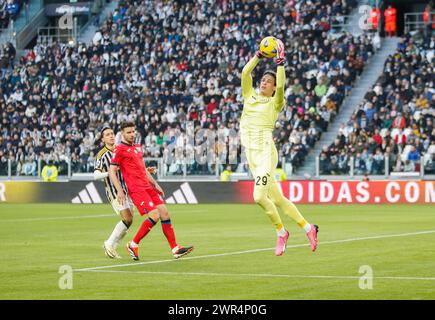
262, 70, 276, 85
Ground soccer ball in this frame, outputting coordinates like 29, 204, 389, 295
259, 36, 278, 58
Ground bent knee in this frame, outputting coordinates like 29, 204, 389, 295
148, 209, 160, 222
157, 205, 169, 219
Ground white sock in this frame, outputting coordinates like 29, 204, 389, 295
130, 241, 138, 247
171, 245, 179, 254
114, 228, 128, 249
107, 221, 128, 248
303, 223, 312, 233
276, 227, 287, 237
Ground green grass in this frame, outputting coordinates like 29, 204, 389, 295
0, 204, 434, 300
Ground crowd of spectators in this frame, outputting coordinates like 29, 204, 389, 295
320, 30, 435, 175
0, 0, 381, 178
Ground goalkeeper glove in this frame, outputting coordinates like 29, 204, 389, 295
255, 50, 266, 59
275, 39, 286, 66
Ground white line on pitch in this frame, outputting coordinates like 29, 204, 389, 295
1, 214, 116, 222
1, 210, 203, 222
74, 269, 435, 282
75, 229, 435, 272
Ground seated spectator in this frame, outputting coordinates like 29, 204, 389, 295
403, 160, 416, 172
407, 146, 421, 163
21, 155, 36, 176
425, 153, 435, 174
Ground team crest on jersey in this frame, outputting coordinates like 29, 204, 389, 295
149, 201, 154, 207
135, 146, 141, 154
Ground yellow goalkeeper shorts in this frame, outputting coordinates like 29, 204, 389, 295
246, 140, 278, 188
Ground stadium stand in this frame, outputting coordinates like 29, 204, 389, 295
0, 0, 380, 177
319, 31, 434, 175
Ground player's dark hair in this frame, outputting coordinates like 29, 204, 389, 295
100, 126, 111, 138
262, 70, 276, 85
120, 121, 135, 131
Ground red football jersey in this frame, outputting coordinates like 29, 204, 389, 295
111, 142, 153, 194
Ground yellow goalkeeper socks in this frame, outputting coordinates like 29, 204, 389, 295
269, 182, 311, 232
254, 188, 283, 232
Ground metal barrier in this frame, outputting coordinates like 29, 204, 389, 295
329, 15, 354, 32
37, 24, 77, 46
315, 155, 432, 178
0, 21, 16, 46
405, 12, 435, 33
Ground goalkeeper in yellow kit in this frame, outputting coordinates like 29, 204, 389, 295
240, 39, 318, 255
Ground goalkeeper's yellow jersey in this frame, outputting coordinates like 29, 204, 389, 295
240, 56, 285, 150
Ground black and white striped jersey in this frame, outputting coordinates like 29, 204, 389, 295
95, 146, 128, 202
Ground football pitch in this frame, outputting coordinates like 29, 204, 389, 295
0, 203, 434, 300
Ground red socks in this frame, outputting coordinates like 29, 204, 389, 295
133, 217, 156, 244
132, 218, 178, 250
161, 219, 178, 250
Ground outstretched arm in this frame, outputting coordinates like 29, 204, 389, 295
275, 39, 286, 111
241, 54, 261, 99
93, 170, 109, 180
275, 65, 285, 111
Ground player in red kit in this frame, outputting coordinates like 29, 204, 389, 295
109, 121, 194, 260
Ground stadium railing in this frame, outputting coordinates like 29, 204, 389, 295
0, 21, 16, 46
329, 14, 354, 32
314, 155, 435, 179
2, 155, 434, 181
404, 12, 435, 34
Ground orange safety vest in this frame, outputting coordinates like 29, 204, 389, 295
384, 7, 397, 32
384, 7, 397, 23
369, 8, 380, 29
423, 8, 435, 29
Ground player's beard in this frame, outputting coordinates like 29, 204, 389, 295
125, 136, 134, 145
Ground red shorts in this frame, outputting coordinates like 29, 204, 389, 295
129, 188, 164, 216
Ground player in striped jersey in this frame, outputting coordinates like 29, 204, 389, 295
94, 126, 156, 259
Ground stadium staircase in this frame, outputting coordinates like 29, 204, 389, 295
297, 37, 401, 177
77, 0, 119, 45
0, 0, 46, 49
